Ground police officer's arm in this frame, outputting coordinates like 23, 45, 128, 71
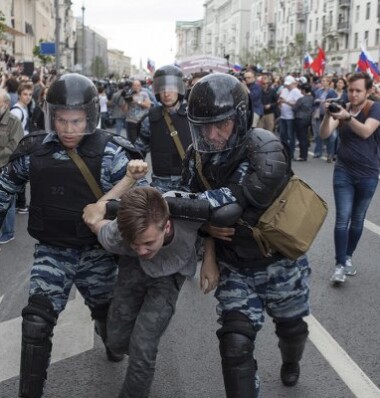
100, 159, 148, 201
82, 160, 148, 228
0, 156, 29, 228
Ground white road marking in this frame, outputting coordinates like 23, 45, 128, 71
306, 315, 380, 397
0, 295, 3, 305
0, 293, 94, 382
364, 219, 380, 235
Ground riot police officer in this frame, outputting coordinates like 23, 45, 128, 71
135, 65, 192, 192
0, 73, 143, 398
181, 73, 311, 397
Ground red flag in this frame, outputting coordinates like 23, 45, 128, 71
310, 48, 326, 76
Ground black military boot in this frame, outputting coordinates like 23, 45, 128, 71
279, 338, 306, 386
94, 319, 124, 362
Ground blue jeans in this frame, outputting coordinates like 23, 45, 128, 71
0, 196, 15, 241
313, 118, 337, 157
333, 167, 378, 265
280, 119, 295, 158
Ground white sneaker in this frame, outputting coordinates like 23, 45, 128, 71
330, 265, 346, 284
344, 257, 357, 276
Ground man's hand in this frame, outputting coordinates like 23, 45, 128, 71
83, 202, 107, 233
200, 257, 219, 294
126, 159, 148, 180
203, 223, 235, 242
200, 237, 219, 294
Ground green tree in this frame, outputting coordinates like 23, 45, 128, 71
91, 56, 105, 78
0, 10, 6, 40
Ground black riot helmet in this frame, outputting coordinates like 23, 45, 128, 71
153, 65, 186, 103
187, 73, 251, 153
44, 73, 100, 135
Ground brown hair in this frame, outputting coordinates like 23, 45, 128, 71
117, 187, 169, 244
348, 72, 373, 91
17, 82, 33, 96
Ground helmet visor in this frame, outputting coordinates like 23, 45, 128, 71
153, 75, 185, 96
44, 101, 99, 136
189, 117, 238, 153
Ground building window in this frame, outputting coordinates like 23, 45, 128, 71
355, 6, 360, 22
309, 20, 312, 33
316, 17, 319, 31
376, 28, 380, 46
354, 32, 358, 48
366, 2, 371, 19
364, 30, 369, 44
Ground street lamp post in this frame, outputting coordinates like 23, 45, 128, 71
55, 0, 60, 70
81, 2, 85, 75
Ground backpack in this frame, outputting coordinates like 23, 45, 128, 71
249, 175, 328, 260
10, 105, 25, 123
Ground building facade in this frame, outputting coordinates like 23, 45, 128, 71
176, 0, 380, 75
74, 19, 108, 77
108, 48, 132, 78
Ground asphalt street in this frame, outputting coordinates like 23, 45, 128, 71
1, 148, 380, 397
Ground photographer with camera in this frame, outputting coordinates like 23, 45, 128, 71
320, 72, 380, 284
110, 82, 129, 137
125, 80, 151, 144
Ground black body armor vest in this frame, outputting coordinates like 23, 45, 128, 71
27, 130, 116, 248
149, 104, 192, 177
186, 134, 286, 269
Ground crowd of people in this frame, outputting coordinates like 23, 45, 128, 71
0, 61, 379, 398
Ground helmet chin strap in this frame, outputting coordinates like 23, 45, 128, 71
165, 97, 180, 109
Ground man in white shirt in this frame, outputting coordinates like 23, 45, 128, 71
278, 75, 303, 159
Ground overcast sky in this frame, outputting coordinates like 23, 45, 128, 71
71, 0, 205, 70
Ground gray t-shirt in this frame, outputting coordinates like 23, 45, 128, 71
98, 218, 201, 278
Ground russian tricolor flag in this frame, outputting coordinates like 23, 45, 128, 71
356, 46, 380, 81
233, 63, 242, 72
303, 52, 313, 69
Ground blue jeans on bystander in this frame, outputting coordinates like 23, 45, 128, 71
0, 196, 16, 243
333, 167, 378, 265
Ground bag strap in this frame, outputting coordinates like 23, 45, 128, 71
236, 216, 271, 257
66, 149, 103, 200
195, 151, 212, 190
339, 99, 373, 128
11, 105, 25, 123
163, 109, 186, 160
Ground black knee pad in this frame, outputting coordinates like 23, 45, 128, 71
22, 295, 57, 341
19, 296, 57, 398
217, 311, 256, 367
275, 318, 309, 341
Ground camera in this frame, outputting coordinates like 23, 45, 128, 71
121, 88, 134, 102
327, 99, 346, 113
